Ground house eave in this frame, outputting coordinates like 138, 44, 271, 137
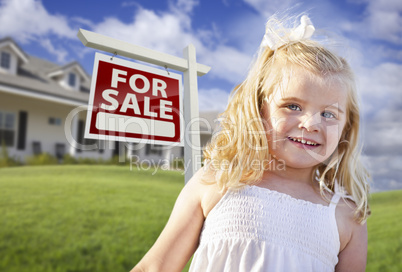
0, 83, 87, 107
47, 62, 90, 82
0, 39, 29, 64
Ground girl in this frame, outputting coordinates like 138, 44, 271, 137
131, 14, 370, 272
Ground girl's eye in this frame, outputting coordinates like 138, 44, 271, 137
287, 104, 301, 111
322, 111, 336, 119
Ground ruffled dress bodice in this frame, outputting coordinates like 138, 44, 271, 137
189, 185, 341, 272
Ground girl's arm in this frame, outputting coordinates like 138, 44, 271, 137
335, 201, 368, 272
130, 167, 213, 272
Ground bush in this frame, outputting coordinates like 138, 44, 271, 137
107, 155, 128, 165
28, 153, 113, 166
0, 141, 20, 167
26, 153, 58, 166
0, 156, 20, 167
62, 154, 78, 164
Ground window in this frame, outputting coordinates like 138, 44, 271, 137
68, 72, 76, 87
76, 120, 97, 152
55, 143, 65, 160
145, 144, 163, 156
0, 52, 11, 69
49, 117, 62, 126
17, 111, 28, 150
0, 111, 15, 146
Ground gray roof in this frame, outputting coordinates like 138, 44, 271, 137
0, 37, 29, 62
0, 38, 90, 104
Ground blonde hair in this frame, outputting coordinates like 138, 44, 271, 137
203, 17, 370, 223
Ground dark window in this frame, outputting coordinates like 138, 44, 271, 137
68, 72, 76, 87
114, 141, 126, 157
0, 112, 15, 146
32, 141, 42, 155
17, 111, 28, 150
0, 52, 11, 69
76, 120, 84, 153
49, 117, 62, 126
76, 120, 97, 152
55, 143, 65, 160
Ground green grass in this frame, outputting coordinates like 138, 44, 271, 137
0, 165, 401, 271
0, 165, 187, 272
367, 190, 402, 272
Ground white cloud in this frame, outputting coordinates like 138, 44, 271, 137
91, 2, 252, 86
356, 62, 402, 116
198, 88, 230, 112
341, 0, 402, 44
200, 45, 252, 83
367, 10, 401, 43
93, 10, 193, 57
174, 0, 199, 14
362, 155, 402, 192
71, 17, 95, 29
357, 60, 402, 191
363, 123, 402, 155
0, 0, 76, 43
39, 38, 68, 63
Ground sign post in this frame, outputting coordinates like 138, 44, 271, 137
77, 29, 211, 183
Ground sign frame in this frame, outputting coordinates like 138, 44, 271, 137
78, 29, 210, 183
84, 52, 184, 147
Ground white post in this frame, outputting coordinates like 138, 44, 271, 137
183, 44, 201, 183
69, 113, 78, 156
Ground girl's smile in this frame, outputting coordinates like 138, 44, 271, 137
287, 136, 321, 149
263, 67, 348, 169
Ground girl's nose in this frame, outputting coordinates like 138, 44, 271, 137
298, 112, 321, 132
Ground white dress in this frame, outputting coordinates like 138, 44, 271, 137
189, 185, 341, 272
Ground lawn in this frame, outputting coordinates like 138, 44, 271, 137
0, 165, 186, 272
0, 165, 401, 271
366, 189, 402, 272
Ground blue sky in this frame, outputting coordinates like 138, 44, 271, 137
0, 0, 401, 191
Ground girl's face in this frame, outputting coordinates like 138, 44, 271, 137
263, 68, 348, 169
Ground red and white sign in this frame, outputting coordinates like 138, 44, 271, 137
85, 52, 183, 145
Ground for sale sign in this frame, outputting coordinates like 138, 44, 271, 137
85, 52, 183, 145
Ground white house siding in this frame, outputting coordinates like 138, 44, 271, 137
0, 91, 114, 162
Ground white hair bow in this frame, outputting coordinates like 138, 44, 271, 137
261, 15, 315, 50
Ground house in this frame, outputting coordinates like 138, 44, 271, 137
0, 37, 219, 165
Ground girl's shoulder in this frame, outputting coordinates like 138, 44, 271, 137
335, 196, 368, 270
186, 167, 226, 218
335, 197, 366, 252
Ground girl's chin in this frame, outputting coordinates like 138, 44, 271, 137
273, 155, 326, 169
269, 143, 336, 168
